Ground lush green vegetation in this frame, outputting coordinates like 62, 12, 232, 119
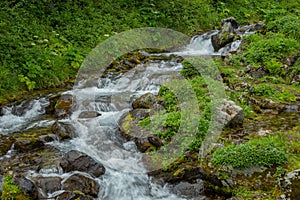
1, 175, 30, 200
1, 0, 299, 103
211, 135, 288, 168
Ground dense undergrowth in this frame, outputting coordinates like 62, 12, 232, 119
1, 0, 299, 103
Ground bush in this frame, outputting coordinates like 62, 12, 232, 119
267, 14, 300, 40
211, 136, 288, 168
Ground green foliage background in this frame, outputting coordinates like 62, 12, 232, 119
1, 0, 299, 102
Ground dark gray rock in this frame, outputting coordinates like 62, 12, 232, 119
12, 99, 33, 116
56, 191, 94, 200
62, 173, 100, 198
170, 179, 205, 199
78, 111, 101, 118
52, 121, 77, 140
35, 176, 62, 196
60, 150, 105, 177
12, 173, 38, 199
14, 137, 44, 153
211, 17, 240, 52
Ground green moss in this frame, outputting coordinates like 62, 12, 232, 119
1, 175, 30, 200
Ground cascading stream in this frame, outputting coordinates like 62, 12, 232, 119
0, 25, 255, 199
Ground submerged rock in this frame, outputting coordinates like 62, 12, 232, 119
62, 173, 100, 198
60, 150, 105, 177
78, 111, 101, 118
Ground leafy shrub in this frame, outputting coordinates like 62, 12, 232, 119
241, 32, 300, 65
211, 136, 288, 168
267, 14, 300, 40
251, 83, 297, 102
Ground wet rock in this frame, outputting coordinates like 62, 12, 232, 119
0, 134, 15, 156
0, 146, 61, 175
35, 176, 62, 195
52, 121, 77, 140
78, 111, 101, 118
211, 17, 240, 52
56, 191, 94, 200
132, 93, 157, 109
54, 94, 75, 118
130, 109, 150, 120
45, 94, 61, 115
60, 150, 105, 177
12, 173, 38, 199
279, 169, 300, 199
38, 134, 56, 143
14, 137, 44, 153
169, 179, 205, 199
216, 100, 244, 128
249, 23, 265, 32
221, 17, 239, 30
11, 99, 33, 116
119, 112, 160, 152
62, 173, 100, 198
134, 137, 152, 152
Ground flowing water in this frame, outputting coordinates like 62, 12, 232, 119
0, 26, 256, 199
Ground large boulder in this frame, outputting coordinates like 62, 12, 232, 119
60, 150, 105, 177
216, 100, 244, 128
62, 173, 100, 198
211, 17, 240, 52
